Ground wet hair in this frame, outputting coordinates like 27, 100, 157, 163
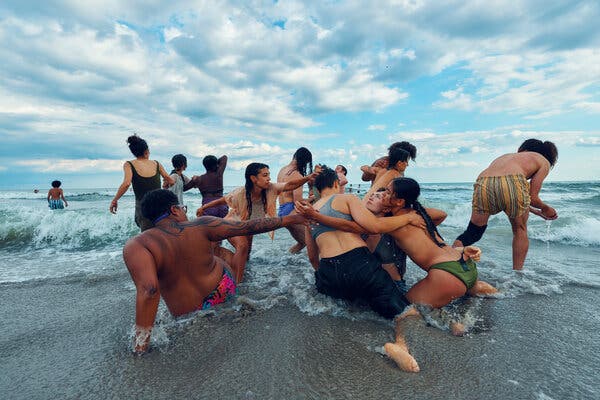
293, 147, 313, 176
388, 148, 410, 170
391, 177, 445, 247
127, 135, 149, 158
51, 180, 61, 188
336, 165, 348, 175
141, 189, 178, 222
171, 154, 187, 171
244, 162, 269, 218
518, 139, 558, 167
314, 165, 339, 192
203, 155, 218, 172
389, 141, 417, 161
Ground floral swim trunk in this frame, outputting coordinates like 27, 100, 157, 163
199, 268, 237, 310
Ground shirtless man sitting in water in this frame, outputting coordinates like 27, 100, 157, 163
123, 189, 305, 354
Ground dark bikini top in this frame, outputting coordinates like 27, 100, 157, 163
128, 160, 161, 201
310, 195, 353, 240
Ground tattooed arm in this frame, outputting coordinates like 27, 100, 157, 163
188, 214, 305, 242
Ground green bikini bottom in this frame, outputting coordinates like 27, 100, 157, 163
429, 257, 478, 289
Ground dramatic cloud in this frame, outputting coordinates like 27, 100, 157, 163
0, 0, 598, 185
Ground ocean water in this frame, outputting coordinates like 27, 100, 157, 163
1, 181, 599, 399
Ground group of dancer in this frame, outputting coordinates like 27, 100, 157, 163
114, 134, 558, 372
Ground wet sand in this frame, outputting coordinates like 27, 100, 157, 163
1, 276, 599, 399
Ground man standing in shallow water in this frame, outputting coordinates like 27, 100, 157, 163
123, 189, 305, 354
453, 139, 559, 270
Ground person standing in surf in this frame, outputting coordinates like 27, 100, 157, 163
453, 139, 559, 270
47, 180, 68, 209
110, 135, 174, 231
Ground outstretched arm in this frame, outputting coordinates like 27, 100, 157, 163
528, 164, 557, 219
346, 195, 425, 233
361, 157, 387, 181
196, 196, 227, 216
294, 197, 425, 234
183, 175, 198, 192
158, 163, 175, 186
295, 201, 365, 233
123, 239, 161, 354
280, 170, 320, 192
110, 162, 133, 213
188, 214, 305, 242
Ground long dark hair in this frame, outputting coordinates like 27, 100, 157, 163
293, 147, 313, 176
391, 177, 445, 247
244, 162, 269, 218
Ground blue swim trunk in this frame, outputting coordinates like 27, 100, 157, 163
48, 199, 64, 210
278, 202, 294, 217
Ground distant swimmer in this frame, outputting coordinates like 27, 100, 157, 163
33, 189, 39, 194
47, 180, 68, 209
453, 139, 559, 270
277, 147, 314, 253
185, 155, 228, 217
123, 189, 305, 354
110, 135, 175, 231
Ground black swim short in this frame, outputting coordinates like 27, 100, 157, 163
315, 247, 409, 319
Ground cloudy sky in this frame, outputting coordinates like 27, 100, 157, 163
1, 0, 599, 189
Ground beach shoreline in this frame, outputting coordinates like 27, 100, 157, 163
1, 275, 598, 400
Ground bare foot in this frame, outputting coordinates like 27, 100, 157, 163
289, 243, 305, 254
469, 280, 499, 297
400, 306, 420, 319
451, 321, 466, 336
384, 343, 420, 372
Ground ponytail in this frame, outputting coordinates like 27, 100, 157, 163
411, 200, 445, 247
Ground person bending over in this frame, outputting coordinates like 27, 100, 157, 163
453, 139, 558, 270
123, 189, 306, 354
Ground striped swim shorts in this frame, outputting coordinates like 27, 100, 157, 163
472, 174, 530, 218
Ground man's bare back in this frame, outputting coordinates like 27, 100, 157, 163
277, 165, 303, 205
123, 189, 305, 353
479, 152, 550, 179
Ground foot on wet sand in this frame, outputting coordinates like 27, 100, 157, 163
451, 321, 466, 336
384, 343, 420, 372
289, 243, 305, 254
